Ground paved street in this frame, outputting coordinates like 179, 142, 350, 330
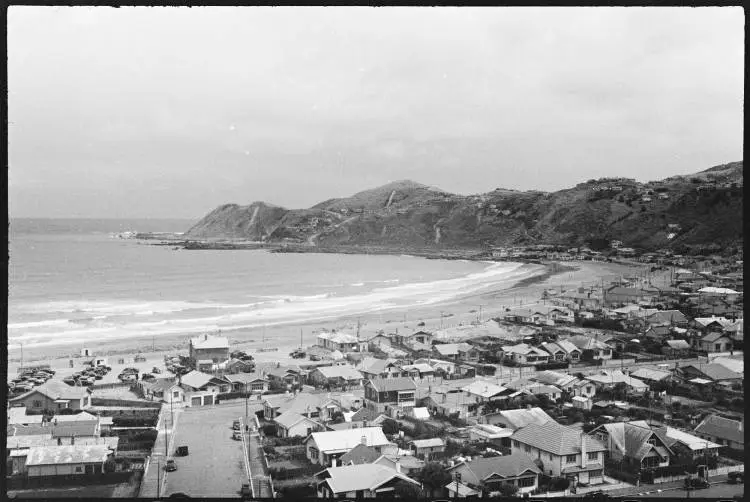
634, 482, 743, 498
162, 404, 249, 498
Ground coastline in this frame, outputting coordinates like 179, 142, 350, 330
7, 258, 638, 372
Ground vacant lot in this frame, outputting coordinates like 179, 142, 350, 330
162, 405, 248, 498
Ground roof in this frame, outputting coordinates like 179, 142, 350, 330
694, 317, 735, 329
489, 407, 554, 430
701, 331, 732, 342
511, 422, 608, 456
223, 373, 267, 384
694, 415, 744, 444
711, 357, 743, 374
412, 407, 430, 420
313, 365, 363, 380
51, 422, 99, 438
8, 435, 118, 450
9, 380, 91, 403
401, 363, 435, 373
461, 381, 508, 398
307, 427, 390, 453
469, 424, 513, 439
630, 368, 671, 382
367, 377, 416, 393
447, 453, 542, 485
8, 407, 43, 426
179, 370, 214, 390
142, 378, 180, 394
320, 464, 418, 494
357, 357, 397, 375
501, 343, 549, 356
339, 443, 381, 465
661, 426, 723, 450
566, 335, 612, 351
665, 340, 690, 350
265, 365, 301, 379
317, 331, 360, 344
25, 444, 113, 466
190, 334, 229, 350
684, 363, 742, 382
50, 412, 98, 423
698, 287, 740, 295
590, 422, 674, 461
533, 370, 579, 387
584, 370, 648, 389
375, 454, 425, 470
646, 310, 688, 325
274, 411, 320, 430
411, 438, 445, 448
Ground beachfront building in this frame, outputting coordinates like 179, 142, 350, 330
9, 381, 92, 412
317, 331, 368, 353
364, 377, 417, 417
308, 365, 364, 389
188, 334, 230, 368
178, 370, 231, 407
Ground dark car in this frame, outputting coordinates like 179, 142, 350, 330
240, 484, 252, 498
583, 492, 611, 499
165, 459, 177, 472
176, 446, 189, 456
685, 477, 710, 489
728, 471, 744, 484
152, 367, 162, 374
168, 493, 190, 498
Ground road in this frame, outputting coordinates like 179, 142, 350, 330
634, 482, 743, 498
161, 405, 249, 498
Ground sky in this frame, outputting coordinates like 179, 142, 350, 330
8, 7, 744, 219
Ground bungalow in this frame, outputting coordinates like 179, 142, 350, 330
565, 335, 613, 361
678, 363, 742, 384
433, 343, 480, 362
588, 421, 675, 470
400, 363, 436, 380
317, 331, 367, 353
570, 380, 598, 400
423, 391, 477, 420
356, 358, 403, 380
500, 344, 550, 366
694, 415, 744, 452
315, 463, 420, 498
338, 443, 381, 466
395, 330, 434, 347
140, 378, 185, 405
645, 310, 688, 328
446, 454, 542, 497
179, 370, 231, 406
511, 422, 608, 485
305, 427, 392, 466
629, 368, 672, 385
274, 410, 326, 438
410, 438, 446, 461
692, 316, 736, 334
224, 374, 269, 394
468, 424, 514, 448
263, 392, 341, 422
692, 332, 734, 353
308, 365, 364, 389
656, 425, 723, 461
367, 334, 394, 350
9, 381, 92, 412
224, 358, 256, 374
481, 407, 554, 431
584, 370, 648, 393
663, 339, 691, 358
644, 325, 672, 341
461, 381, 511, 403
265, 365, 304, 391
604, 286, 654, 306
18, 444, 114, 478
532, 370, 580, 391
363, 378, 417, 417
540, 340, 582, 363
374, 454, 425, 477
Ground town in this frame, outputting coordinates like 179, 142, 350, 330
6, 254, 744, 499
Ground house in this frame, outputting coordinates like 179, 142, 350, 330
500, 344, 550, 366
692, 316, 736, 333
513, 383, 563, 401
400, 363, 436, 380
468, 424, 513, 448
532, 370, 580, 391
503, 304, 574, 325
8, 381, 92, 412
315, 463, 420, 498
446, 453, 542, 496
588, 421, 675, 470
645, 310, 688, 327
338, 443, 381, 466
694, 415, 744, 451
395, 330, 434, 347
225, 358, 256, 374
433, 343, 480, 362
265, 365, 303, 391
140, 378, 185, 405
678, 363, 742, 384
188, 334, 229, 367
179, 370, 230, 406
308, 365, 364, 389
367, 334, 394, 350
663, 339, 691, 358
583, 370, 648, 393
510, 422, 608, 485
363, 378, 417, 417
409, 438, 445, 460
655, 425, 723, 461
554, 289, 603, 312
274, 410, 326, 438
692, 332, 734, 353
604, 286, 653, 306
565, 335, 613, 361
540, 340, 582, 363
481, 407, 554, 430
570, 380, 598, 399
374, 454, 425, 477
644, 325, 672, 341
629, 368, 672, 385
18, 444, 114, 478
571, 396, 593, 410
423, 391, 477, 420
461, 381, 511, 403
356, 358, 403, 380
317, 331, 367, 353
263, 392, 341, 422
8, 406, 44, 426
305, 427, 392, 466
224, 374, 269, 394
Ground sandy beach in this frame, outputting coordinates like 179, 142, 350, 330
7, 259, 638, 377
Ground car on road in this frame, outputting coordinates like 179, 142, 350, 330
240, 484, 252, 498
232, 431, 242, 440
63, 377, 76, 386
309, 355, 321, 361
168, 493, 190, 498
141, 373, 156, 382
583, 491, 611, 499
685, 477, 710, 489
165, 459, 177, 472
176, 446, 189, 456
232, 420, 241, 430
728, 471, 744, 484
152, 367, 161, 374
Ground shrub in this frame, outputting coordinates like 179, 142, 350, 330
498, 484, 519, 497
262, 424, 277, 436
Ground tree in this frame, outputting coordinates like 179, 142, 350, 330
382, 419, 400, 435
418, 462, 452, 493
497, 483, 519, 497
103, 458, 117, 473
329, 411, 345, 424
393, 480, 424, 499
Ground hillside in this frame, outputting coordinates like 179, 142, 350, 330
184, 161, 743, 251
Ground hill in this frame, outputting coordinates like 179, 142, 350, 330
184, 161, 743, 252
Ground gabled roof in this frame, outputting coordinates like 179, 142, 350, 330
566, 335, 611, 351
584, 370, 648, 390
694, 415, 744, 444
306, 427, 390, 453
9, 381, 91, 403
367, 377, 416, 393
25, 444, 112, 466
375, 454, 425, 471
179, 370, 215, 390
317, 331, 360, 344
533, 370, 579, 387
511, 422, 608, 456
223, 373, 267, 384
142, 378, 181, 394
410, 438, 445, 448
357, 357, 398, 375
265, 365, 302, 379
658, 426, 723, 451
447, 453, 542, 485
665, 340, 690, 350
189, 334, 229, 350
711, 357, 743, 374
338, 443, 381, 465
274, 410, 321, 430
590, 421, 674, 461
683, 363, 741, 382
630, 368, 671, 382
401, 363, 435, 373
319, 464, 418, 494
694, 317, 735, 329
49, 411, 99, 423
313, 365, 363, 380
646, 310, 688, 325
700, 331, 732, 343
501, 343, 549, 356
489, 407, 554, 430
461, 381, 508, 398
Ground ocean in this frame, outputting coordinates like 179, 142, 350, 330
8, 218, 531, 351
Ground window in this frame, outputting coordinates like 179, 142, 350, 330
524, 445, 531, 453
518, 477, 535, 488
566, 455, 577, 464
309, 447, 318, 459
587, 452, 598, 461
32, 400, 42, 408
589, 470, 603, 478
586, 386, 593, 394
75, 466, 83, 473
513, 440, 520, 448
549, 453, 554, 461
173, 391, 180, 398
715, 344, 722, 351
251, 383, 264, 391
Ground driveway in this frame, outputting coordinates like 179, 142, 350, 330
162, 405, 249, 498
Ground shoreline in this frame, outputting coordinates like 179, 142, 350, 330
7, 258, 639, 370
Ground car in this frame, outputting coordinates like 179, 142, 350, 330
728, 471, 744, 484
309, 355, 321, 361
176, 446, 189, 456
240, 484, 252, 498
232, 431, 243, 440
94, 374, 103, 380
152, 367, 161, 374
63, 378, 76, 386
141, 373, 155, 381
165, 459, 177, 472
685, 477, 710, 489
583, 492, 610, 499
168, 493, 190, 499
232, 420, 241, 430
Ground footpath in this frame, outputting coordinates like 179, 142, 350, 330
247, 432, 274, 498
137, 404, 181, 498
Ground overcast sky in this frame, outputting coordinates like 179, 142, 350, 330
8, 7, 744, 219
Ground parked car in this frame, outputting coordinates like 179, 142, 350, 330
94, 374, 104, 380
176, 446, 189, 456
240, 484, 252, 498
63, 377, 76, 386
232, 431, 242, 440
685, 477, 710, 489
165, 459, 177, 472
152, 367, 162, 374
728, 471, 744, 484
232, 420, 241, 431
309, 355, 321, 361
141, 373, 156, 382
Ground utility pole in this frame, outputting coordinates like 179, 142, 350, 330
157, 459, 161, 499
164, 409, 169, 459
300, 329, 303, 349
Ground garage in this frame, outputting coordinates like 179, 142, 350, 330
191, 396, 202, 406
203, 395, 214, 406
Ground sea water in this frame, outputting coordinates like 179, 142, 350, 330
8, 218, 529, 350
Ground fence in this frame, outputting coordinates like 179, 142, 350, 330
91, 397, 162, 408
91, 381, 133, 391
6, 471, 135, 490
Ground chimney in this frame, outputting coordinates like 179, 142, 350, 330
361, 435, 367, 447
395, 459, 402, 473
331, 458, 337, 467
580, 433, 587, 468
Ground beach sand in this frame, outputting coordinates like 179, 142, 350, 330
7, 259, 639, 377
